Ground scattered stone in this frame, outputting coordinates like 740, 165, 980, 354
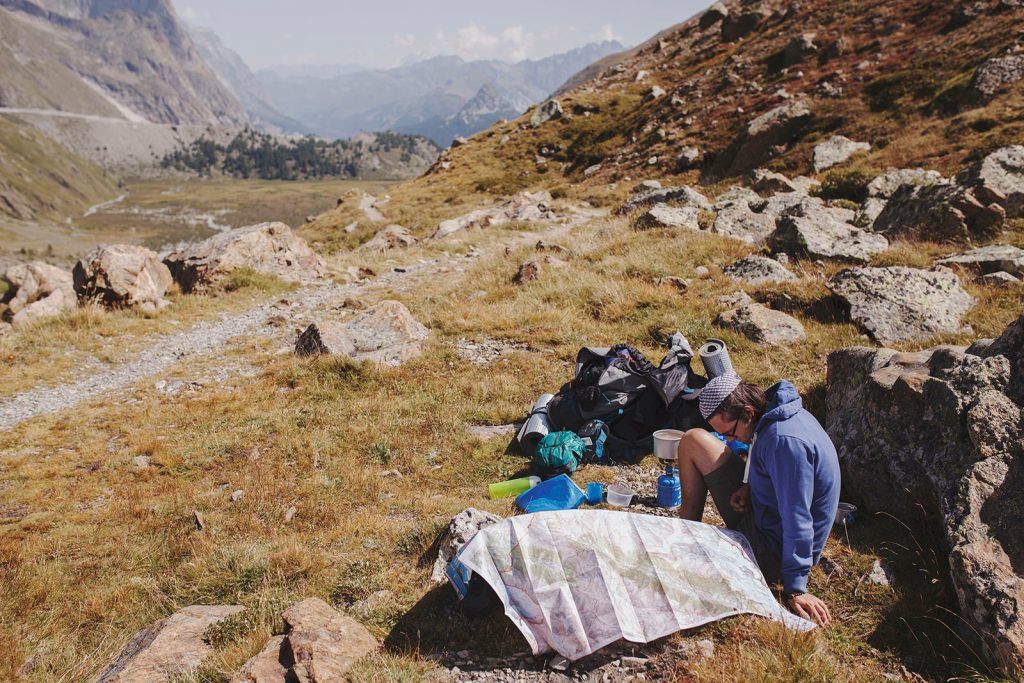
530, 100, 564, 128
451, 136, 468, 148
282, 598, 380, 682
132, 455, 151, 469
192, 510, 205, 531
655, 275, 690, 292
728, 100, 813, 173
430, 508, 503, 583
749, 169, 798, 194
783, 32, 818, 67
970, 54, 1024, 97
647, 85, 666, 100
635, 70, 649, 82
513, 261, 540, 285
154, 379, 202, 396
1, 261, 76, 328
295, 301, 429, 366
632, 180, 662, 193
771, 198, 888, 263
826, 314, 1024, 674
724, 256, 798, 284
97, 605, 244, 683
165, 223, 326, 292
827, 266, 975, 344
357, 225, 417, 252
337, 266, 376, 284
721, 7, 770, 42
549, 655, 571, 671
936, 244, 1024, 277
73, 245, 172, 312
860, 168, 945, 225
962, 145, 1024, 217
433, 191, 554, 239
467, 423, 518, 441
710, 188, 777, 244
873, 181, 1005, 243
677, 146, 701, 169
230, 635, 288, 683
454, 337, 527, 365
616, 186, 711, 215
699, 1, 729, 29
347, 590, 394, 620
716, 303, 806, 345
285, 506, 298, 522
343, 297, 367, 310
694, 265, 711, 278
535, 240, 570, 255
634, 204, 701, 231
544, 255, 568, 268
813, 135, 871, 173
230, 489, 243, 503
717, 291, 753, 309
982, 271, 1021, 285
867, 559, 893, 587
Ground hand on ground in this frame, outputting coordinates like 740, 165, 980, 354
786, 592, 832, 626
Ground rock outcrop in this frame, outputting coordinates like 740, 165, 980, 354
433, 191, 554, 239
1, 262, 77, 328
358, 225, 417, 252
97, 605, 244, 683
812, 135, 870, 173
727, 101, 813, 173
430, 508, 504, 583
770, 198, 888, 263
281, 598, 379, 681
860, 168, 946, 225
827, 266, 975, 344
970, 54, 1024, 98
295, 301, 429, 366
165, 223, 326, 292
530, 99, 564, 128
633, 204, 700, 230
231, 635, 288, 683
709, 187, 777, 244
721, 7, 771, 43
962, 146, 1024, 218
724, 255, 797, 284
872, 182, 1005, 243
716, 302, 806, 345
73, 245, 173, 312
825, 314, 1024, 674
937, 244, 1024, 278
615, 185, 711, 215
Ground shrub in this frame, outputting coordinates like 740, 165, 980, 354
814, 168, 873, 203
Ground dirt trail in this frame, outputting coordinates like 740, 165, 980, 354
0, 206, 604, 430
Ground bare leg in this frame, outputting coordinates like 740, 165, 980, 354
677, 428, 733, 522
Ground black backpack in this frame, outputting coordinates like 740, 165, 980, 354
546, 333, 707, 462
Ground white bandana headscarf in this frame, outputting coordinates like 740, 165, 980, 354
698, 371, 742, 420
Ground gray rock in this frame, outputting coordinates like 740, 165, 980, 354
749, 169, 798, 194
357, 225, 417, 252
873, 181, 1005, 243
699, 1, 729, 28
970, 54, 1024, 97
962, 145, 1024, 217
513, 261, 541, 285
634, 204, 701, 231
2, 261, 76, 328
716, 303, 806, 345
431, 508, 503, 583
710, 188, 777, 244
724, 255, 798, 284
647, 85, 666, 100
677, 146, 702, 169
632, 180, 662, 193
231, 635, 287, 683
783, 32, 818, 67
97, 605, 244, 683
867, 559, 893, 587
729, 100, 813, 173
616, 185, 711, 215
74, 244, 173, 312
812, 135, 871, 173
825, 314, 1024, 674
859, 168, 946, 225
771, 198, 888, 263
451, 136, 468, 148
282, 598, 380, 682
937, 244, 1024, 277
347, 590, 394, 620
433, 191, 554, 239
982, 271, 1021, 285
827, 266, 975, 344
530, 99, 564, 128
721, 8, 771, 42
164, 222, 326, 293
294, 301, 429, 366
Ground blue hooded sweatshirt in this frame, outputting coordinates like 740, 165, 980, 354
746, 381, 840, 594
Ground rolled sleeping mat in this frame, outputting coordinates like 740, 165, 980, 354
517, 393, 555, 454
699, 339, 734, 379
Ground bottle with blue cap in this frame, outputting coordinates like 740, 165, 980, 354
657, 463, 681, 509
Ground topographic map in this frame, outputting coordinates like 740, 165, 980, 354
449, 509, 814, 660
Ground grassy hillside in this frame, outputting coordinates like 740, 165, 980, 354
0, 115, 118, 222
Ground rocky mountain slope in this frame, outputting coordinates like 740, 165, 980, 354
255, 41, 625, 144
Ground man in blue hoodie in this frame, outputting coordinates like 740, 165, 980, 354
675, 372, 841, 625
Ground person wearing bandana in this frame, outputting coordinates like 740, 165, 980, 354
676, 372, 841, 626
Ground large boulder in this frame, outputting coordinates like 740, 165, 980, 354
699, 1, 729, 28
783, 32, 818, 67
715, 303, 806, 346
430, 508, 503, 583
825, 314, 1024, 674
872, 181, 1005, 243
721, 7, 771, 42
164, 222, 327, 293
97, 605, 244, 682
827, 266, 975, 344
281, 598, 379, 681
2, 262, 76, 328
961, 146, 1024, 218
357, 225, 417, 252
633, 204, 700, 231
812, 135, 870, 173
770, 198, 889, 263
724, 255, 798, 284
727, 101, 813, 174
970, 54, 1024, 98
615, 185, 711, 215
295, 301, 429, 366
860, 167, 946, 225
530, 99, 563, 128
709, 187, 777, 244
74, 245, 173, 312
937, 244, 1024, 277
230, 636, 288, 683
433, 191, 554, 239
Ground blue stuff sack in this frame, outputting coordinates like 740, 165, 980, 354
515, 474, 585, 513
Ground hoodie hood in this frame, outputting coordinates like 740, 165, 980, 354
756, 380, 803, 431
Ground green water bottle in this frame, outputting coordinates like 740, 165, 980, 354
488, 475, 541, 499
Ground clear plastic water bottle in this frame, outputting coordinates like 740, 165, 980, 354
657, 465, 681, 510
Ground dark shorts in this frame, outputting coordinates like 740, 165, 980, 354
703, 450, 782, 585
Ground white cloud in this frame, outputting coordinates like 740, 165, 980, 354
181, 5, 196, 20
400, 23, 539, 64
594, 23, 620, 43
393, 33, 416, 48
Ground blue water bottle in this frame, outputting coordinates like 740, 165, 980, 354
657, 465, 681, 510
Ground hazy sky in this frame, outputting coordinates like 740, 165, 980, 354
171, 1, 708, 70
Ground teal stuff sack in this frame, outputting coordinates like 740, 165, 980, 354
535, 431, 585, 479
